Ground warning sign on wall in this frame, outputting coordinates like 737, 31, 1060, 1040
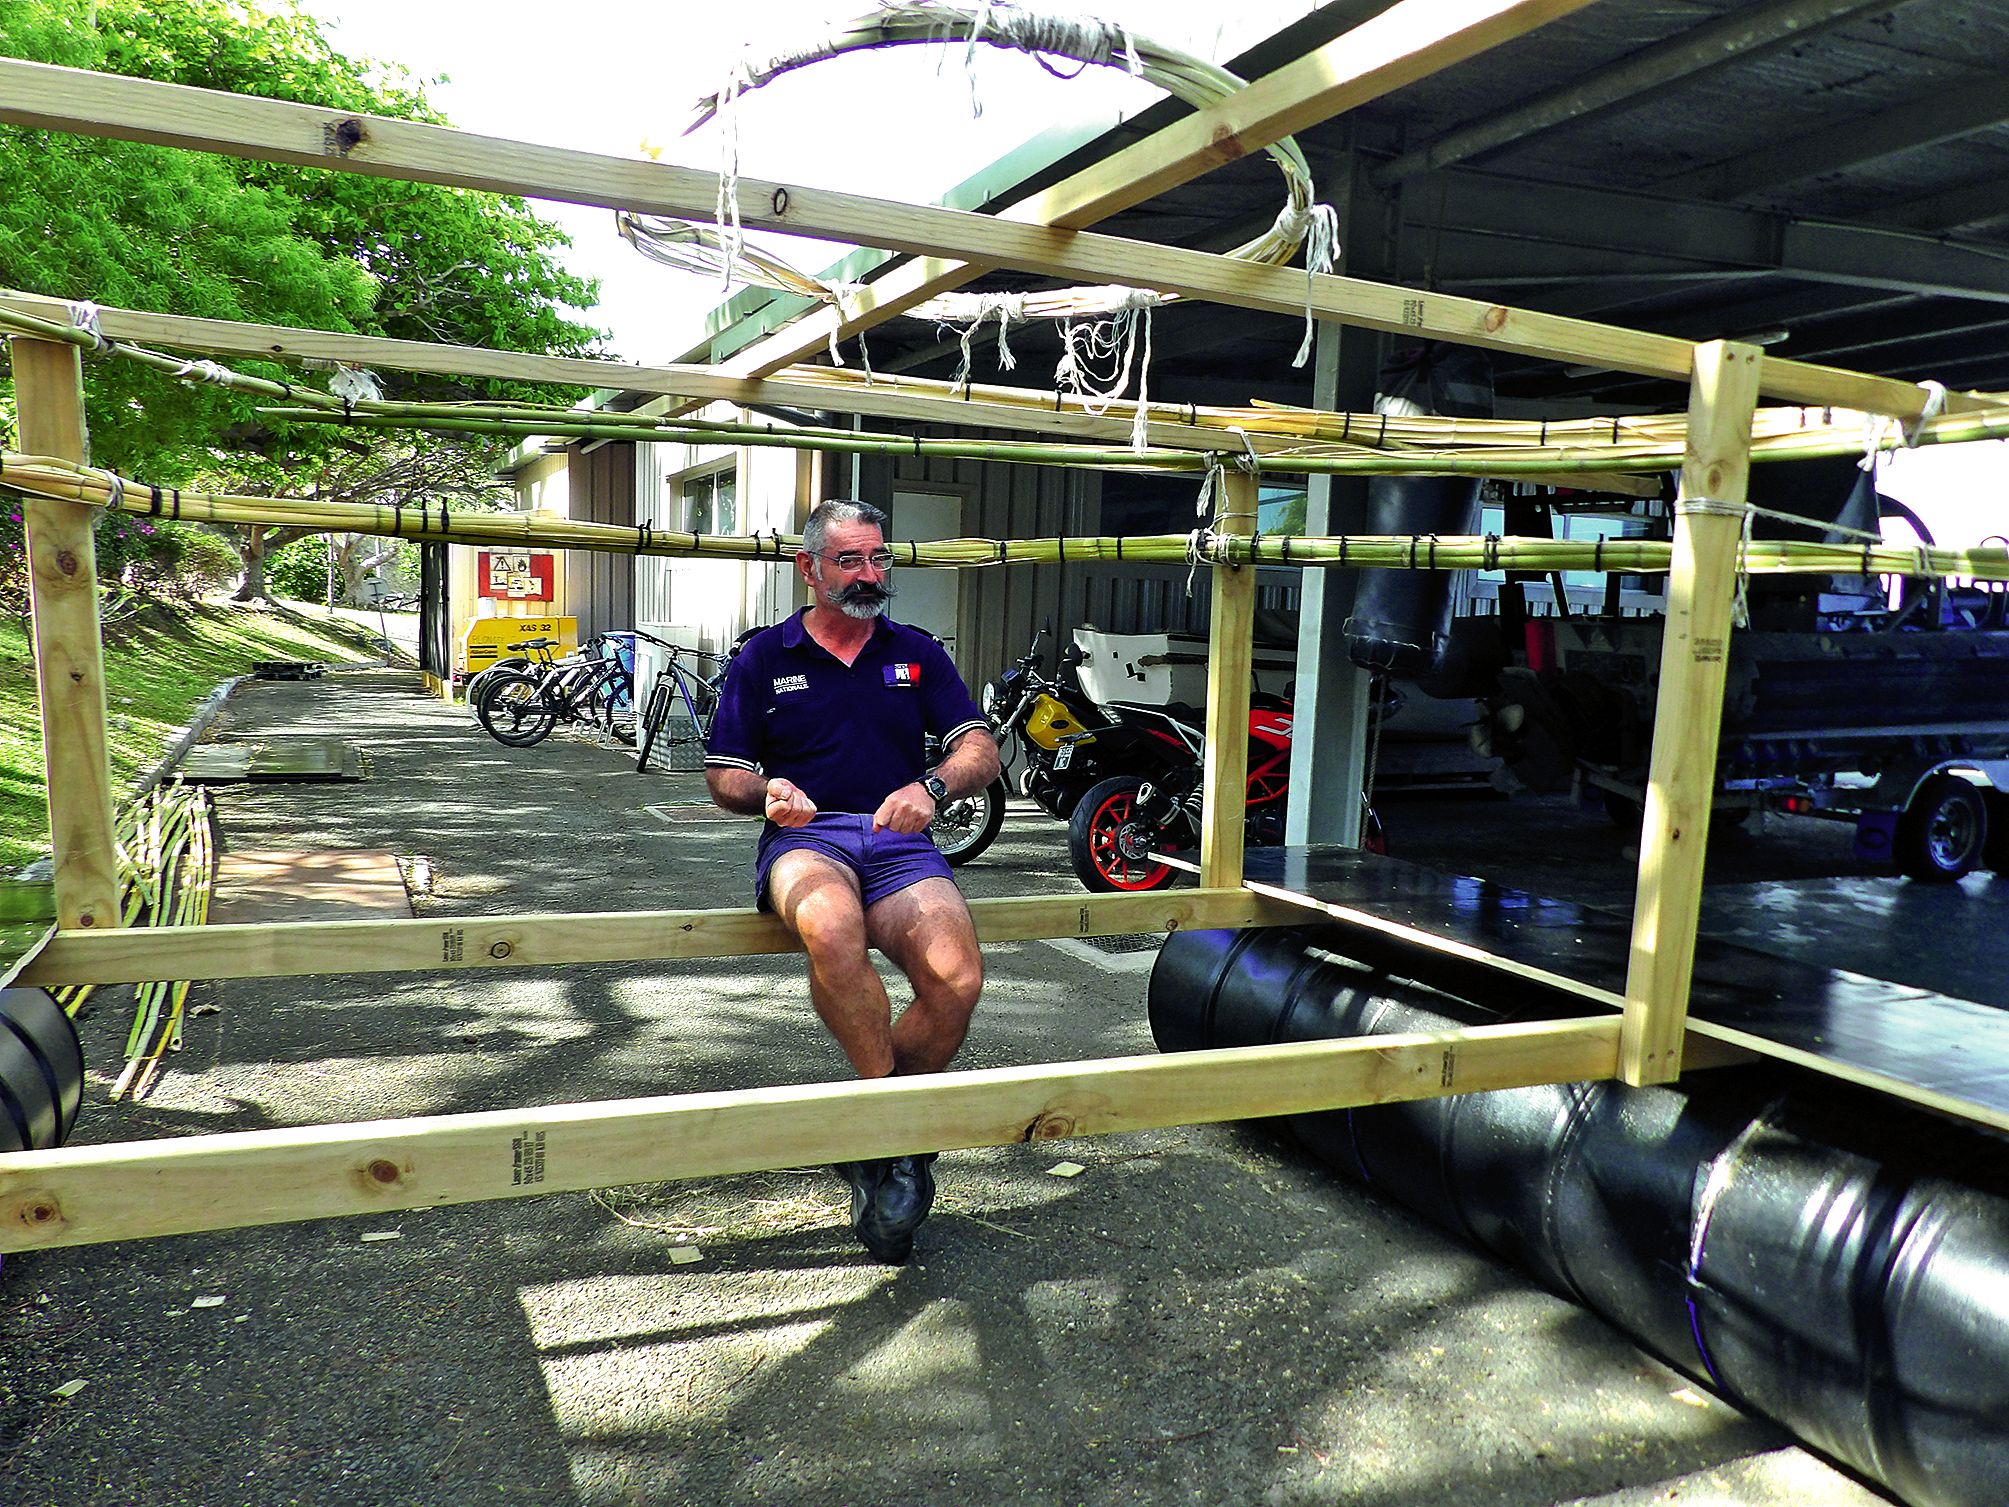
477, 550, 555, 601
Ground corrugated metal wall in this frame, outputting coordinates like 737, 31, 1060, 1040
564, 442, 636, 642
860, 436, 1098, 692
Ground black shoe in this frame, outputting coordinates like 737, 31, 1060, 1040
835, 1160, 887, 1235
837, 1154, 937, 1264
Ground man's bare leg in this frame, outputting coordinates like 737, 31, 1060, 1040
764, 850, 896, 1078
866, 876, 983, 1076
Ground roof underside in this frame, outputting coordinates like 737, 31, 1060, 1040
741, 0, 2009, 418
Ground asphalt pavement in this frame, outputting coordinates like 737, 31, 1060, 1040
0, 665, 1958, 1507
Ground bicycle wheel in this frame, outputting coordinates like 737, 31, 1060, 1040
476, 670, 559, 746
465, 656, 530, 715
635, 675, 676, 772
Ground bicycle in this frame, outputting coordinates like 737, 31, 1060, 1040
476, 634, 633, 748
633, 632, 731, 774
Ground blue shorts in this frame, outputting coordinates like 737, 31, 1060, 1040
755, 813, 953, 911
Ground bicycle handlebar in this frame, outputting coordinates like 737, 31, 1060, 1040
629, 628, 727, 663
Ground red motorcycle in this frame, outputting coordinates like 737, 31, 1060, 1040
1066, 697, 1295, 892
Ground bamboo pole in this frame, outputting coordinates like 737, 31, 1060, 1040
10, 451, 2009, 580
0, 1016, 1621, 1252
17, 888, 1310, 987
1200, 469, 1260, 889
8, 337, 119, 932
0, 57, 1973, 418
1620, 341, 1764, 1087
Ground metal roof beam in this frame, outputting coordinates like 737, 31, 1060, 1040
1370, 0, 1902, 186
1659, 71, 2009, 200
1879, 173, 2009, 233
1408, 171, 2009, 302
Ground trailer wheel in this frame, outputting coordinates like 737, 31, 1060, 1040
1895, 774, 1989, 882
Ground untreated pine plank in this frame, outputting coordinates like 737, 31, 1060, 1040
8, 336, 119, 932
17, 887, 1309, 986
0, 59, 1956, 417
0, 1016, 1621, 1251
1200, 469, 1260, 889
1621, 341, 1764, 1086
718, 0, 1602, 378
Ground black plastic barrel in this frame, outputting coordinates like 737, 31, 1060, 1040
1342, 474, 1483, 679
0, 987, 84, 1152
1149, 927, 2009, 1507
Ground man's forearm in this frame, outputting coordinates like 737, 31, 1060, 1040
707, 766, 769, 816
934, 731, 1001, 797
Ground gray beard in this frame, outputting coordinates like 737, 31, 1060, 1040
833, 580, 893, 620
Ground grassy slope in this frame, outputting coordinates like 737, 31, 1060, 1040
0, 599, 389, 872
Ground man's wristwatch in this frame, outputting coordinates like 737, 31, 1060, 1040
920, 773, 950, 805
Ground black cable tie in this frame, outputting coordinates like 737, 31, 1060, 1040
1483, 532, 1500, 571
1594, 536, 1605, 573
1540, 418, 1549, 446
636, 522, 653, 556
997, 538, 1008, 564
438, 502, 450, 534
1115, 535, 1124, 560
1427, 534, 1438, 570
1250, 529, 1262, 565
1408, 535, 1419, 569
1280, 536, 1292, 562
1187, 403, 1197, 427
171, 488, 182, 520
1339, 536, 1349, 567
1340, 413, 1352, 442
913, 435, 923, 459
341, 395, 354, 422
1610, 416, 1620, 444
1376, 413, 1388, 447
148, 485, 163, 517
1057, 535, 1066, 563
393, 503, 404, 538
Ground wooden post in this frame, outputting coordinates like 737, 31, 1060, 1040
1200, 468, 1260, 889
9, 335, 119, 931
1620, 340, 1762, 1085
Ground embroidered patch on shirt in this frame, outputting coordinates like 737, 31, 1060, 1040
773, 673, 810, 694
883, 662, 922, 686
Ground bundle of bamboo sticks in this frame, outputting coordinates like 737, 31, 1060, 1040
6, 448, 2009, 583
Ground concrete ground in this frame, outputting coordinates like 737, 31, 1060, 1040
6, 666, 1998, 1507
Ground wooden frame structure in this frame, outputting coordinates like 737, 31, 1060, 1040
1, 2, 2002, 1254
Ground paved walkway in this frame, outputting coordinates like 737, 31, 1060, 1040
0, 667, 1899, 1507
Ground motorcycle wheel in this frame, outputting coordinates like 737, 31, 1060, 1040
1068, 775, 1181, 893
930, 776, 1007, 866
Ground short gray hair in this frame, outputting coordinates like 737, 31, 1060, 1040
801, 498, 888, 557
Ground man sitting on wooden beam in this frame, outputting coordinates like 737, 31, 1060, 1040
704, 498, 1002, 1263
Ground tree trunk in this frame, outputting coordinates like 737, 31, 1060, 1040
232, 524, 270, 602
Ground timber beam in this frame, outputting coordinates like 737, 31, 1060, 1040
16, 889, 1309, 987
0, 1017, 1622, 1252
0, 57, 1968, 418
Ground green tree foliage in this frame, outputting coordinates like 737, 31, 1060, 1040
0, 1, 607, 591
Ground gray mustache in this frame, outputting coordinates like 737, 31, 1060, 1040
838, 581, 894, 605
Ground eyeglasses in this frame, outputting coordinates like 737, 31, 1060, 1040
813, 548, 897, 571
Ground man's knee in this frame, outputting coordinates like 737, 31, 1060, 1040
768, 859, 868, 956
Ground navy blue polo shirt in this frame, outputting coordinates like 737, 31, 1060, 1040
705, 610, 988, 815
